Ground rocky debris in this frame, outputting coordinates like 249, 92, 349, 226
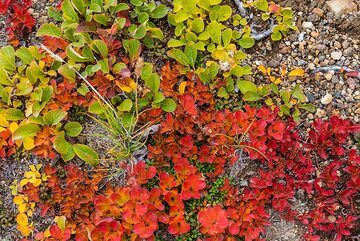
330, 51, 343, 60
302, 21, 314, 29
321, 93, 333, 105
326, 0, 358, 16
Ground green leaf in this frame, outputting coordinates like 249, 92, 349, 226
43, 109, 66, 125
93, 14, 109, 26
271, 31, 282, 41
208, 21, 222, 44
58, 64, 76, 81
15, 47, 34, 65
153, 92, 165, 103
48, 7, 63, 21
191, 18, 204, 33
123, 39, 141, 62
218, 5, 232, 22
62, 0, 79, 21
167, 39, 185, 48
150, 4, 168, 19
66, 45, 90, 62
299, 103, 316, 113
73, 144, 99, 165
0, 66, 13, 86
54, 132, 73, 154
292, 84, 306, 102
161, 98, 177, 112
132, 24, 147, 39
145, 73, 160, 93
72, 0, 86, 15
243, 91, 262, 102
230, 66, 244, 77
218, 87, 229, 99
238, 37, 255, 49
237, 80, 257, 94
174, 9, 189, 23
6, 109, 25, 121
61, 147, 76, 161
89, 101, 104, 114
64, 122, 83, 137
184, 44, 197, 68
167, 49, 190, 67
222, 28, 232, 46
0, 46, 16, 73
256, 0, 268, 12
91, 39, 108, 58
118, 99, 133, 112
12, 124, 40, 141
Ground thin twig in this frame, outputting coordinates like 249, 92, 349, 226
233, 0, 247, 17
251, 19, 276, 41
311, 65, 360, 79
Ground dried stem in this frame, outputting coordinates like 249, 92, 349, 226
311, 65, 360, 79
233, 0, 247, 17
251, 19, 276, 41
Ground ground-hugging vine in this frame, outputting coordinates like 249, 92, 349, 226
0, 0, 358, 240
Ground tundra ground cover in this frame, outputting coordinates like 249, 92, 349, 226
0, 0, 359, 240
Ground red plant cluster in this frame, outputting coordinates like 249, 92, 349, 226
0, 129, 17, 158
0, 0, 35, 46
17, 64, 359, 241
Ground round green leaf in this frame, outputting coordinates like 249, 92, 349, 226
65, 122, 83, 137
161, 98, 177, 112
238, 37, 255, 49
118, 99, 133, 112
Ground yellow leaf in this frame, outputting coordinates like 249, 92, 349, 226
55, 216, 67, 231
274, 78, 282, 84
0, 114, 9, 128
47, 70, 57, 77
23, 137, 35, 150
257, 65, 267, 75
16, 213, 28, 226
116, 78, 137, 93
33, 179, 42, 187
9, 122, 19, 134
17, 224, 32, 237
179, 81, 187, 94
280, 65, 287, 76
288, 68, 305, 77
13, 195, 25, 205
20, 179, 29, 187
18, 203, 27, 213
39, 61, 45, 69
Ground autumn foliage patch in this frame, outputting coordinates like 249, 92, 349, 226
1, 0, 359, 240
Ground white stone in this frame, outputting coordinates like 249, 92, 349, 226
302, 21, 314, 29
321, 93, 333, 105
330, 51, 342, 60
326, 0, 358, 16
316, 108, 327, 118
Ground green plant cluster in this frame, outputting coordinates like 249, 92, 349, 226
166, 0, 297, 82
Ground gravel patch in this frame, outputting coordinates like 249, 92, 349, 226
246, 0, 360, 124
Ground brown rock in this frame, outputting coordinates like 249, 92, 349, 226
326, 0, 358, 16
312, 7, 324, 17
